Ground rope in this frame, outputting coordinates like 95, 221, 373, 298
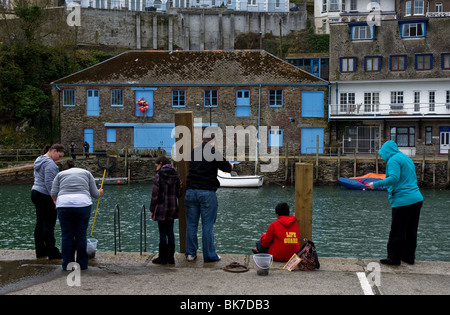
223, 262, 249, 273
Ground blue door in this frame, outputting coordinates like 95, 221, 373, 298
301, 128, 324, 154
269, 129, 283, 147
87, 89, 99, 116
302, 91, 324, 118
134, 124, 174, 152
84, 128, 94, 153
236, 89, 250, 117
135, 90, 153, 117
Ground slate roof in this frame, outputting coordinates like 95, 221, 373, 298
52, 50, 328, 86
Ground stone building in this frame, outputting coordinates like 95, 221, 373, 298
329, 17, 450, 156
396, 0, 450, 19
313, 0, 397, 34
51, 50, 329, 159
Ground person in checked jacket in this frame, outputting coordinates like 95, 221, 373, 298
150, 156, 182, 264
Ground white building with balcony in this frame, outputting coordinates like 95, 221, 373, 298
68, 0, 290, 11
314, 0, 396, 34
329, 18, 450, 156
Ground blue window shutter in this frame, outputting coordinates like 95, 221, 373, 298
106, 129, 116, 143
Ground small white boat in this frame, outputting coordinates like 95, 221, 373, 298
217, 170, 263, 188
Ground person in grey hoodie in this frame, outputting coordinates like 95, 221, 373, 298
31, 144, 66, 259
51, 160, 103, 270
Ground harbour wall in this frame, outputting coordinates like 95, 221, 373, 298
1, 155, 449, 188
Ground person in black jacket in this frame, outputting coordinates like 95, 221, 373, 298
185, 137, 232, 262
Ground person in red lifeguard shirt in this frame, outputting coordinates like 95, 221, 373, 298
252, 202, 300, 262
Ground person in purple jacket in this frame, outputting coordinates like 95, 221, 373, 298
150, 156, 182, 265
31, 144, 66, 259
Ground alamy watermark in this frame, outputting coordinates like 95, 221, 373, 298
366, 262, 381, 287
66, 262, 81, 287
66, 3, 81, 27
367, 2, 382, 27
172, 120, 279, 172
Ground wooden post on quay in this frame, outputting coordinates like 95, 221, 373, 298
175, 111, 194, 253
285, 143, 289, 184
337, 147, 341, 180
295, 163, 313, 241
315, 135, 319, 180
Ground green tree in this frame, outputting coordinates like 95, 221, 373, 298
14, 85, 49, 119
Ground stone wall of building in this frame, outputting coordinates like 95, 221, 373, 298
55, 84, 329, 158
68, 8, 307, 50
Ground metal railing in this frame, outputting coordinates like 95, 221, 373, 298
0, 149, 42, 162
114, 204, 121, 255
329, 102, 450, 117
140, 204, 147, 256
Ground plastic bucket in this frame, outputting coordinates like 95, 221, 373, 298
253, 254, 273, 276
87, 238, 98, 259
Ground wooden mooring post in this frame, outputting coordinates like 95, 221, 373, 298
295, 163, 313, 241
174, 111, 194, 253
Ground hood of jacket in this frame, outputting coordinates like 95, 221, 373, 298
378, 140, 400, 162
277, 215, 298, 228
34, 155, 53, 172
158, 164, 179, 185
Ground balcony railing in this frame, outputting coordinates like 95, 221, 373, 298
329, 102, 450, 117
426, 12, 450, 17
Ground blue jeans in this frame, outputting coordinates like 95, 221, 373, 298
185, 189, 219, 262
57, 206, 91, 270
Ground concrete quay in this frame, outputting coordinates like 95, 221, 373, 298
1, 250, 449, 296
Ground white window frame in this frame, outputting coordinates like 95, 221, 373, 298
405, 1, 411, 16
402, 22, 425, 38
414, 0, 424, 15
429, 91, 435, 112
364, 92, 380, 112
340, 92, 355, 113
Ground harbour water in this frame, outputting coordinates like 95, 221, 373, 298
0, 184, 449, 261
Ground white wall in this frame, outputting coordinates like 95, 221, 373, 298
330, 79, 450, 116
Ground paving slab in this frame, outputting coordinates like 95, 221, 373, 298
1, 250, 449, 296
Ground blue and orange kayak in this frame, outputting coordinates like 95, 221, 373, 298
338, 173, 386, 190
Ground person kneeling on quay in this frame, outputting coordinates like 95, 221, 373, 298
252, 202, 300, 262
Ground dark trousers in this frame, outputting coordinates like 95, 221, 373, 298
31, 190, 60, 258
387, 201, 423, 263
57, 206, 91, 270
158, 220, 175, 246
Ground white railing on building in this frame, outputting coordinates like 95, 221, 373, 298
426, 12, 450, 17
329, 103, 450, 117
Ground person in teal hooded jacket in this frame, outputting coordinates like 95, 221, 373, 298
365, 140, 423, 266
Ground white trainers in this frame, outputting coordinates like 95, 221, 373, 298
186, 255, 197, 262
